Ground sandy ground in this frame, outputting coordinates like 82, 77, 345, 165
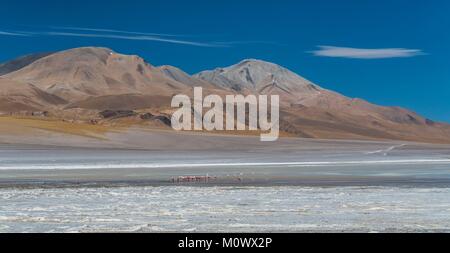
1, 115, 447, 149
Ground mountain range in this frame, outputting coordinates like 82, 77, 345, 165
1, 47, 449, 143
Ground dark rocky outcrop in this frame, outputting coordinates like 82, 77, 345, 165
139, 112, 154, 120
139, 112, 171, 127
153, 115, 171, 126
99, 110, 136, 119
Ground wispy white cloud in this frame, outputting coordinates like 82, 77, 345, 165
4, 26, 229, 47
41, 32, 226, 47
48, 26, 181, 37
0, 31, 29, 36
1, 26, 276, 48
310, 45, 425, 59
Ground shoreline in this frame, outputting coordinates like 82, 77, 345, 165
3, 165, 450, 189
4, 179, 450, 189
2, 135, 450, 189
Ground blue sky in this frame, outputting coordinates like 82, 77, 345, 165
1, 0, 450, 122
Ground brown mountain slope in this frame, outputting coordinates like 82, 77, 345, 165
196, 59, 450, 143
1, 47, 449, 143
5, 47, 192, 102
4, 47, 228, 111
0, 77, 66, 112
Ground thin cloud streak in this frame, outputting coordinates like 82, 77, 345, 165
31, 31, 229, 47
2, 26, 276, 48
49, 26, 182, 37
310, 45, 425, 59
0, 31, 29, 36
